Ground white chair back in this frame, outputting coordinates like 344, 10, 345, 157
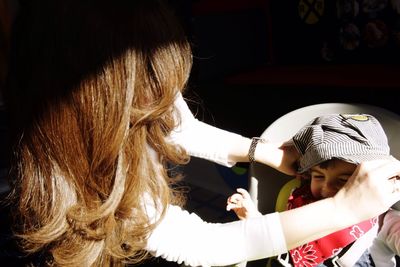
249, 103, 400, 214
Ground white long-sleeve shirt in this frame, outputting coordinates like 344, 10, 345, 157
370, 209, 400, 267
168, 92, 241, 167
145, 93, 287, 266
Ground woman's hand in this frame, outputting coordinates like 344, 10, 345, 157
279, 158, 400, 249
333, 158, 400, 226
255, 140, 300, 175
226, 188, 262, 220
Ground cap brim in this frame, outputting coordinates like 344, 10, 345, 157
298, 154, 394, 173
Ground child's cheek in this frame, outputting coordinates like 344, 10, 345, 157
310, 182, 322, 199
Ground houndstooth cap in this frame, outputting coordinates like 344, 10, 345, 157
292, 113, 391, 173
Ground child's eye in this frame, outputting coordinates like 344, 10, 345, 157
312, 175, 324, 180
338, 175, 351, 183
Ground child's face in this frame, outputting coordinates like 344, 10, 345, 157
310, 159, 357, 199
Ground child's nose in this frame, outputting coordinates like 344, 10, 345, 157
321, 184, 338, 198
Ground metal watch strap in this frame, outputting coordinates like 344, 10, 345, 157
248, 137, 265, 163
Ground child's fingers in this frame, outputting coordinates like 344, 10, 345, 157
227, 192, 246, 211
227, 193, 244, 204
236, 188, 251, 199
226, 203, 241, 211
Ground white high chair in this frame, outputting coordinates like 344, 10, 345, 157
244, 103, 400, 267
249, 103, 400, 214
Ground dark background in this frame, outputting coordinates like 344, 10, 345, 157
176, 0, 400, 140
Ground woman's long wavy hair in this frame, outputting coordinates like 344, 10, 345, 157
5, 0, 192, 266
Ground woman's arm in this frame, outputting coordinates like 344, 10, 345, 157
146, 159, 400, 267
169, 92, 298, 174
169, 92, 249, 167
146, 205, 286, 267
281, 160, 400, 248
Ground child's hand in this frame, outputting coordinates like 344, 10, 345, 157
226, 188, 262, 220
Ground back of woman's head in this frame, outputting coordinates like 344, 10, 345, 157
6, 0, 192, 266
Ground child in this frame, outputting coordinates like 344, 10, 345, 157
227, 113, 394, 267
369, 209, 400, 266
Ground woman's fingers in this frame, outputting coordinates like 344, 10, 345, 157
279, 141, 300, 175
337, 158, 400, 223
254, 140, 299, 175
371, 159, 400, 206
